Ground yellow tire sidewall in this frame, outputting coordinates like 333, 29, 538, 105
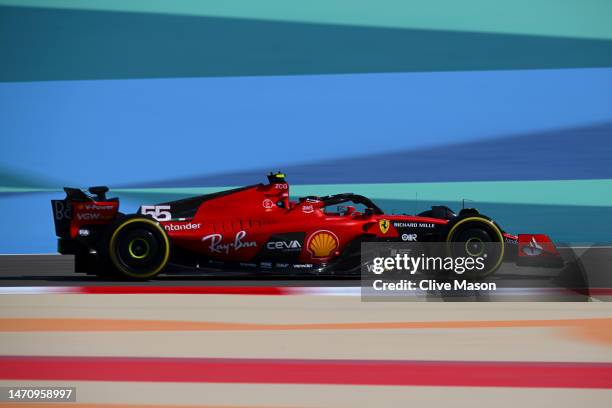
445, 217, 505, 273
109, 218, 170, 279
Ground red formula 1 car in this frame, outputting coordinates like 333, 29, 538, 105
51, 172, 562, 279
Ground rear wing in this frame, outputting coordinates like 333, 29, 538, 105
51, 186, 119, 238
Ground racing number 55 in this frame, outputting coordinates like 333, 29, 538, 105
140, 205, 171, 221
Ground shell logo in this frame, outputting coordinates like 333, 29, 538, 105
307, 230, 339, 259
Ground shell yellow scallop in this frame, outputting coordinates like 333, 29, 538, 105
308, 231, 339, 258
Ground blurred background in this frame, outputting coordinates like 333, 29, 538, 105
1, 0, 611, 253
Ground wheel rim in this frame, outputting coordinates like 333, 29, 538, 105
465, 237, 485, 257
128, 238, 150, 259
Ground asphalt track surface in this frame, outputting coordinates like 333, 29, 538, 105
0, 247, 611, 289
0, 247, 611, 303
0, 255, 359, 287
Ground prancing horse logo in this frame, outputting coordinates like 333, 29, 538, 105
379, 219, 390, 234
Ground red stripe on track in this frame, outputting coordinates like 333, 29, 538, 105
1, 356, 611, 389
79, 286, 288, 295
6, 286, 612, 296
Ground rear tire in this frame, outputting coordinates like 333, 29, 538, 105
103, 216, 170, 280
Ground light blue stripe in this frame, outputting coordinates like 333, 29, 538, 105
2, 68, 611, 186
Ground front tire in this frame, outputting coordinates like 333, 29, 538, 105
104, 216, 170, 280
446, 217, 504, 278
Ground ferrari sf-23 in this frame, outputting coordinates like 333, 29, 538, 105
51, 172, 562, 279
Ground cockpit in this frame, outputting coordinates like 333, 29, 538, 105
297, 193, 384, 216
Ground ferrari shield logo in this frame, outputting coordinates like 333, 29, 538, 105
379, 219, 390, 234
